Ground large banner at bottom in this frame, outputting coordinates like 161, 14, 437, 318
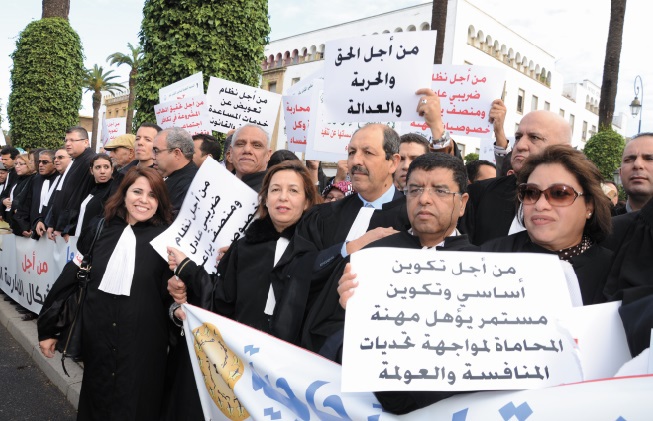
0, 234, 77, 313
183, 304, 652, 420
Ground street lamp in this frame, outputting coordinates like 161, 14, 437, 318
629, 75, 643, 133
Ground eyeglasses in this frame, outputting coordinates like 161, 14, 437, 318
38, 160, 52, 164
517, 183, 584, 207
64, 138, 87, 143
153, 148, 175, 156
404, 185, 461, 199
54, 155, 67, 160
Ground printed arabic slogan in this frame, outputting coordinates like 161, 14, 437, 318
323, 31, 437, 123
342, 249, 583, 393
101, 117, 126, 146
281, 94, 312, 153
158, 71, 204, 103
155, 94, 212, 136
206, 77, 282, 134
150, 157, 258, 274
401, 65, 507, 142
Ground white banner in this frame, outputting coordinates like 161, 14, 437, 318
343, 249, 582, 392
182, 303, 653, 420
150, 157, 258, 274
159, 72, 204, 104
0, 234, 78, 313
206, 77, 281, 134
101, 117, 127, 147
154, 94, 212, 135
323, 31, 437, 123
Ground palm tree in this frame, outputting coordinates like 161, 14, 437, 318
42, 0, 70, 18
107, 43, 143, 134
84, 64, 125, 151
431, 0, 448, 64
598, 0, 627, 130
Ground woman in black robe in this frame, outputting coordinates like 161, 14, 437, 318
481, 145, 613, 306
6, 154, 36, 236
163, 160, 321, 419
74, 153, 114, 237
38, 167, 174, 420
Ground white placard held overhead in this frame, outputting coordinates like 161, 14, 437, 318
159, 72, 204, 103
342, 249, 582, 392
101, 117, 127, 146
323, 31, 437, 123
150, 158, 259, 274
155, 94, 212, 136
206, 77, 281, 134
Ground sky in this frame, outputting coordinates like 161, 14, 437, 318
0, 0, 651, 136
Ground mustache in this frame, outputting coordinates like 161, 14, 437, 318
351, 165, 369, 175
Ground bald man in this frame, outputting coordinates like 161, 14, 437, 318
459, 110, 573, 245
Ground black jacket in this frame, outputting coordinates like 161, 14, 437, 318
165, 161, 198, 213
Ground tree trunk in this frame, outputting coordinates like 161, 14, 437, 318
41, 0, 70, 19
91, 90, 101, 152
431, 0, 448, 64
126, 69, 136, 134
598, 0, 627, 130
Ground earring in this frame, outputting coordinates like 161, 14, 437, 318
587, 212, 592, 218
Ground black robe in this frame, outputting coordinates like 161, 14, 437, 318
458, 174, 518, 245
164, 161, 198, 213
301, 231, 476, 360
77, 180, 114, 236
77, 218, 173, 421
163, 216, 309, 420
241, 170, 267, 193
47, 148, 96, 234
24, 171, 59, 237
8, 173, 35, 235
480, 231, 611, 305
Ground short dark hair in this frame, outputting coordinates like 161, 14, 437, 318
90, 153, 113, 168
258, 160, 321, 219
138, 122, 162, 133
466, 159, 496, 183
400, 133, 430, 154
517, 144, 612, 242
104, 166, 172, 226
406, 153, 468, 193
65, 126, 89, 140
192, 133, 222, 161
267, 149, 300, 169
1, 147, 19, 159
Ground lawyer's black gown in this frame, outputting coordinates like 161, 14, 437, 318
77, 218, 173, 421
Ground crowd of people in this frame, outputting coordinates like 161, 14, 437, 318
0, 90, 648, 419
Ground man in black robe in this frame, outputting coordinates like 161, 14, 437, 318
46, 126, 95, 241
15, 150, 59, 239
334, 153, 477, 414
153, 127, 198, 214
459, 110, 573, 245
615, 133, 653, 214
228, 124, 271, 192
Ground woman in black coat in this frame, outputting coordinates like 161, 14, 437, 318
7, 153, 36, 236
74, 153, 114, 237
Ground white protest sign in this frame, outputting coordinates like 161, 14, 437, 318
206, 77, 281, 134
150, 158, 258, 274
323, 31, 437, 123
281, 95, 312, 153
154, 94, 212, 135
159, 72, 204, 103
0, 129, 6, 146
342, 249, 582, 392
101, 117, 127, 146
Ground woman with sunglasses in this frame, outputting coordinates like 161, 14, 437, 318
481, 145, 612, 305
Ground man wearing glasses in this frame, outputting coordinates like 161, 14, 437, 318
17, 150, 59, 239
152, 127, 198, 213
459, 111, 573, 245
35, 149, 70, 238
45, 126, 95, 242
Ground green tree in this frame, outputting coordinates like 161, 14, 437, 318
107, 43, 143, 133
135, 0, 270, 127
84, 65, 125, 151
7, 17, 84, 150
464, 152, 479, 162
583, 129, 625, 180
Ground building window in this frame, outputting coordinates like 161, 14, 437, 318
531, 95, 538, 111
559, 109, 565, 118
291, 77, 300, 85
569, 114, 575, 135
517, 89, 525, 114
515, 123, 520, 133
268, 82, 277, 93
544, 101, 550, 111
590, 125, 597, 137
582, 121, 588, 140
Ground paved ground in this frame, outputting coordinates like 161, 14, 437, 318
0, 311, 77, 420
